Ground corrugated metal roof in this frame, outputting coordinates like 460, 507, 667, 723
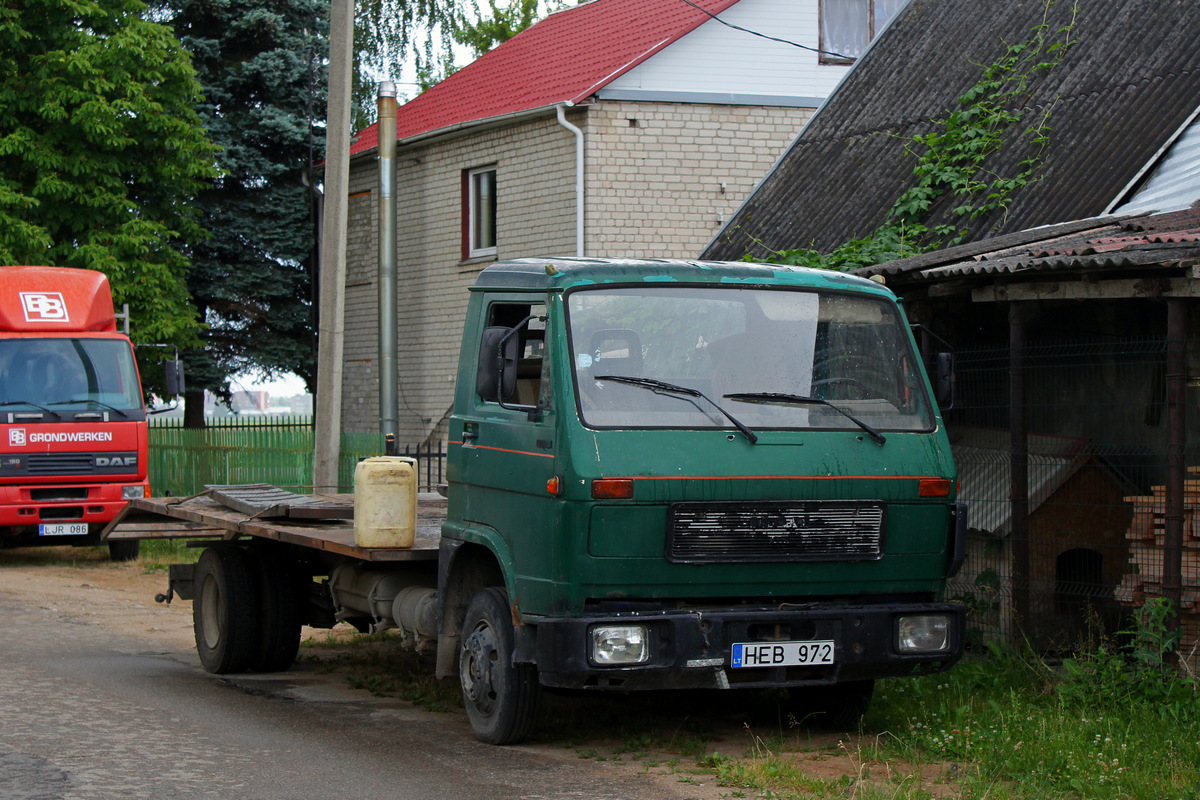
350, 0, 740, 156
1115, 112, 1200, 215
952, 428, 1089, 537
702, 0, 1200, 262
860, 208, 1200, 285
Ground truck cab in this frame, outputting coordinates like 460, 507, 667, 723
0, 266, 151, 560
442, 258, 965, 742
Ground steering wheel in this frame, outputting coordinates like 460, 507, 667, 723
811, 377, 870, 400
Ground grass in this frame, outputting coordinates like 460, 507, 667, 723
309, 613, 1200, 800
10, 543, 1197, 797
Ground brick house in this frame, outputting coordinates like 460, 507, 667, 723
340, 0, 906, 445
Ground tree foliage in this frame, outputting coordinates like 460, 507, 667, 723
452, 0, 543, 58
351, 0, 560, 126
156, 0, 327, 422
0, 0, 215, 346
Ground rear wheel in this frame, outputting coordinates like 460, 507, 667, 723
193, 545, 259, 674
249, 546, 304, 673
459, 587, 541, 745
107, 539, 140, 562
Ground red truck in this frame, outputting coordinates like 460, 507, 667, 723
0, 266, 173, 561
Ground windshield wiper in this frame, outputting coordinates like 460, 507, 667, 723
594, 375, 758, 444
0, 400, 62, 419
723, 392, 886, 446
48, 398, 129, 418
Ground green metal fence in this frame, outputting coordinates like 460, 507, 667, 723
148, 417, 446, 496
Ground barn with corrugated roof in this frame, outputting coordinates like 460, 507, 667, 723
700, 0, 1200, 647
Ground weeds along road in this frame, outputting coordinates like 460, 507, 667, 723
0, 556, 724, 800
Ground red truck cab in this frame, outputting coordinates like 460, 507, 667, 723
0, 266, 150, 560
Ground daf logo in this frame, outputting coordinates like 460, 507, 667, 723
96, 456, 137, 467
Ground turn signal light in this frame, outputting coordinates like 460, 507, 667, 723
546, 476, 561, 496
591, 478, 633, 499
919, 478, 952, 497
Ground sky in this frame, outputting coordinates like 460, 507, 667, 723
233, 370, 309, 397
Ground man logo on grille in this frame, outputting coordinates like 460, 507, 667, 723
19, 292, 69, 323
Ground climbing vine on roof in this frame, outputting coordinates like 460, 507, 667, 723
758, 2, 1078, 272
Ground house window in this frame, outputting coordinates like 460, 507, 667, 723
819, 0, 905, 64
465, 165, 497, 259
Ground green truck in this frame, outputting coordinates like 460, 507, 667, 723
106, 257, 966, 745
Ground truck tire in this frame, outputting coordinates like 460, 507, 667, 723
107, 539, 140, 562
193, 545, 259, 674
459, 587, 541, 745
249, 547, 303, 673
802, 679, 875, 731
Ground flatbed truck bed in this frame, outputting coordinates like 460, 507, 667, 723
102, 491, 444, 562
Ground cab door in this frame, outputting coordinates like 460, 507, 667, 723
447, 296, 561, 611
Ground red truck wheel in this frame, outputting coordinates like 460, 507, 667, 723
459, 588, 541, 745
193, 546, 258, 674
108, 540, 140, 562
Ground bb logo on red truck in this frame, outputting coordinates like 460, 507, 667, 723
19, 291, 69, 323
8, 428, 24, 447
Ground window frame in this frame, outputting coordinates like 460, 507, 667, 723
463, 165, 498, 260
818, 0, 890, 65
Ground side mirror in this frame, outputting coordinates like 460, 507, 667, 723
476, 327, 518, 402
935, 352, 955, 410
164, 359, 185, 397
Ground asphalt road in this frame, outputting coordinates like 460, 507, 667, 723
0, 587, 719, 800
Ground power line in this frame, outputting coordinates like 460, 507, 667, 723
677, 0, 853, 61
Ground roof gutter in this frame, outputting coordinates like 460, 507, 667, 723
556, 103, 585, 257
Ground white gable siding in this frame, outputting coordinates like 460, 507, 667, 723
600, 0, 848, 104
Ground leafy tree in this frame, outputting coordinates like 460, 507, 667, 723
352, 0, 559, 126
0, 0, 215, 350
157, 0, 327, 425
452, 0, 543, 57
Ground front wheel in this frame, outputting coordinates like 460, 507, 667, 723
797, 679, 875, 731
107, 539, 140, 562
459, 587, 541, 745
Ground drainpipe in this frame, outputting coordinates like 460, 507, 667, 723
377, 82, 399, 446
556, 103, 584, 256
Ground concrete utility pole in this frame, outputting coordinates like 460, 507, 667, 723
313, 0, 353, 491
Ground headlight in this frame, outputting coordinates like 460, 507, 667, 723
122, 486, 146, 500
590, 625, 649, 665
896, 614, 951, 654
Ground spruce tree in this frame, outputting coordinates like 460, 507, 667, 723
159, 0, 327, 425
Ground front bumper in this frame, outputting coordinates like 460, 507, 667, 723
532, 601, 964, 691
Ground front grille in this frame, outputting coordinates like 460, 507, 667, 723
667, 501, 885, 563
27, 454, 94, 475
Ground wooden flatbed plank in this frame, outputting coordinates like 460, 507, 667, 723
104, 522, 226, 541
105, 493, 444, 561
207, 484, 354, 520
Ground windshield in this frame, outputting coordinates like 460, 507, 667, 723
566, 286, 934, 432
0, 338, 143, 414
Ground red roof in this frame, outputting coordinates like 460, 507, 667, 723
351, 0, 741, 155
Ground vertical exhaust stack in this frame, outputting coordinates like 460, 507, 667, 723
377, 81, 399, 445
